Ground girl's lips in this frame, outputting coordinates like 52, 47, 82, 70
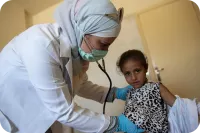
132, 81, 141, 88
133, 81, 140, 84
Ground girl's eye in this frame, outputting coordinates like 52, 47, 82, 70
135, 69, 141, 73
124, 72, 131, 76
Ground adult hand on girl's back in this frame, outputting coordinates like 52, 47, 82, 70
115, 85, 132, 100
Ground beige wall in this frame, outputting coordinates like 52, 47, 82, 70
136, 0, 200, 98
31, 2, 61, 25
30, 0, 168, 25
0, 1, 26, 50
111, 0, 166, 16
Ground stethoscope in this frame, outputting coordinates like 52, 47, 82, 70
83, 36, 112, 114
95, 59, 112, 114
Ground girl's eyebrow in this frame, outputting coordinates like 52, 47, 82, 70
133, 67, 141, 70
123, 70, 130, 74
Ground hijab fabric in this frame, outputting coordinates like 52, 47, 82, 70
54, 0, 121, 75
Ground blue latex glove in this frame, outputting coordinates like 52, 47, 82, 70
115, 85, 132, 100
116, 114, 144, 133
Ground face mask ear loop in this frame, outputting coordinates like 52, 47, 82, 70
83, 35, 93, 52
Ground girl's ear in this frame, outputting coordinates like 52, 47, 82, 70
146, 64, 148, 71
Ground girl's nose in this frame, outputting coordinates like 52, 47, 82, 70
131, 73, 137, 81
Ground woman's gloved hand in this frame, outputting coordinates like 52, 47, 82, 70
116, 114, 144, 133
105, 114, 144, 133
115, 85, 132, 100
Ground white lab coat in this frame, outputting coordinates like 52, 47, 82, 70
0, 23, 110, 133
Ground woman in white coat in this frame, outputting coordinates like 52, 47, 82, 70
0, 0, 144, 133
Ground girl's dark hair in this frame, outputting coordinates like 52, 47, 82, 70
117, 49, 148, 72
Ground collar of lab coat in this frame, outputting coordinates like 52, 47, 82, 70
59, 34, 72, 58
58, 34, 73, 90
59, 27, 82, 76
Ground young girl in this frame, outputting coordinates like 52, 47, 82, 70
116, 49, 176, 133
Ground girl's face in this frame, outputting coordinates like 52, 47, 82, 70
121, 60, 147, 89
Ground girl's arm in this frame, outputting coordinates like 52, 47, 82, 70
160, 83, 176, 107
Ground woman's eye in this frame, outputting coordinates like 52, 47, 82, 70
100, 45, 105, 48
100, 44, 107, 48
101, 42, 110, 48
